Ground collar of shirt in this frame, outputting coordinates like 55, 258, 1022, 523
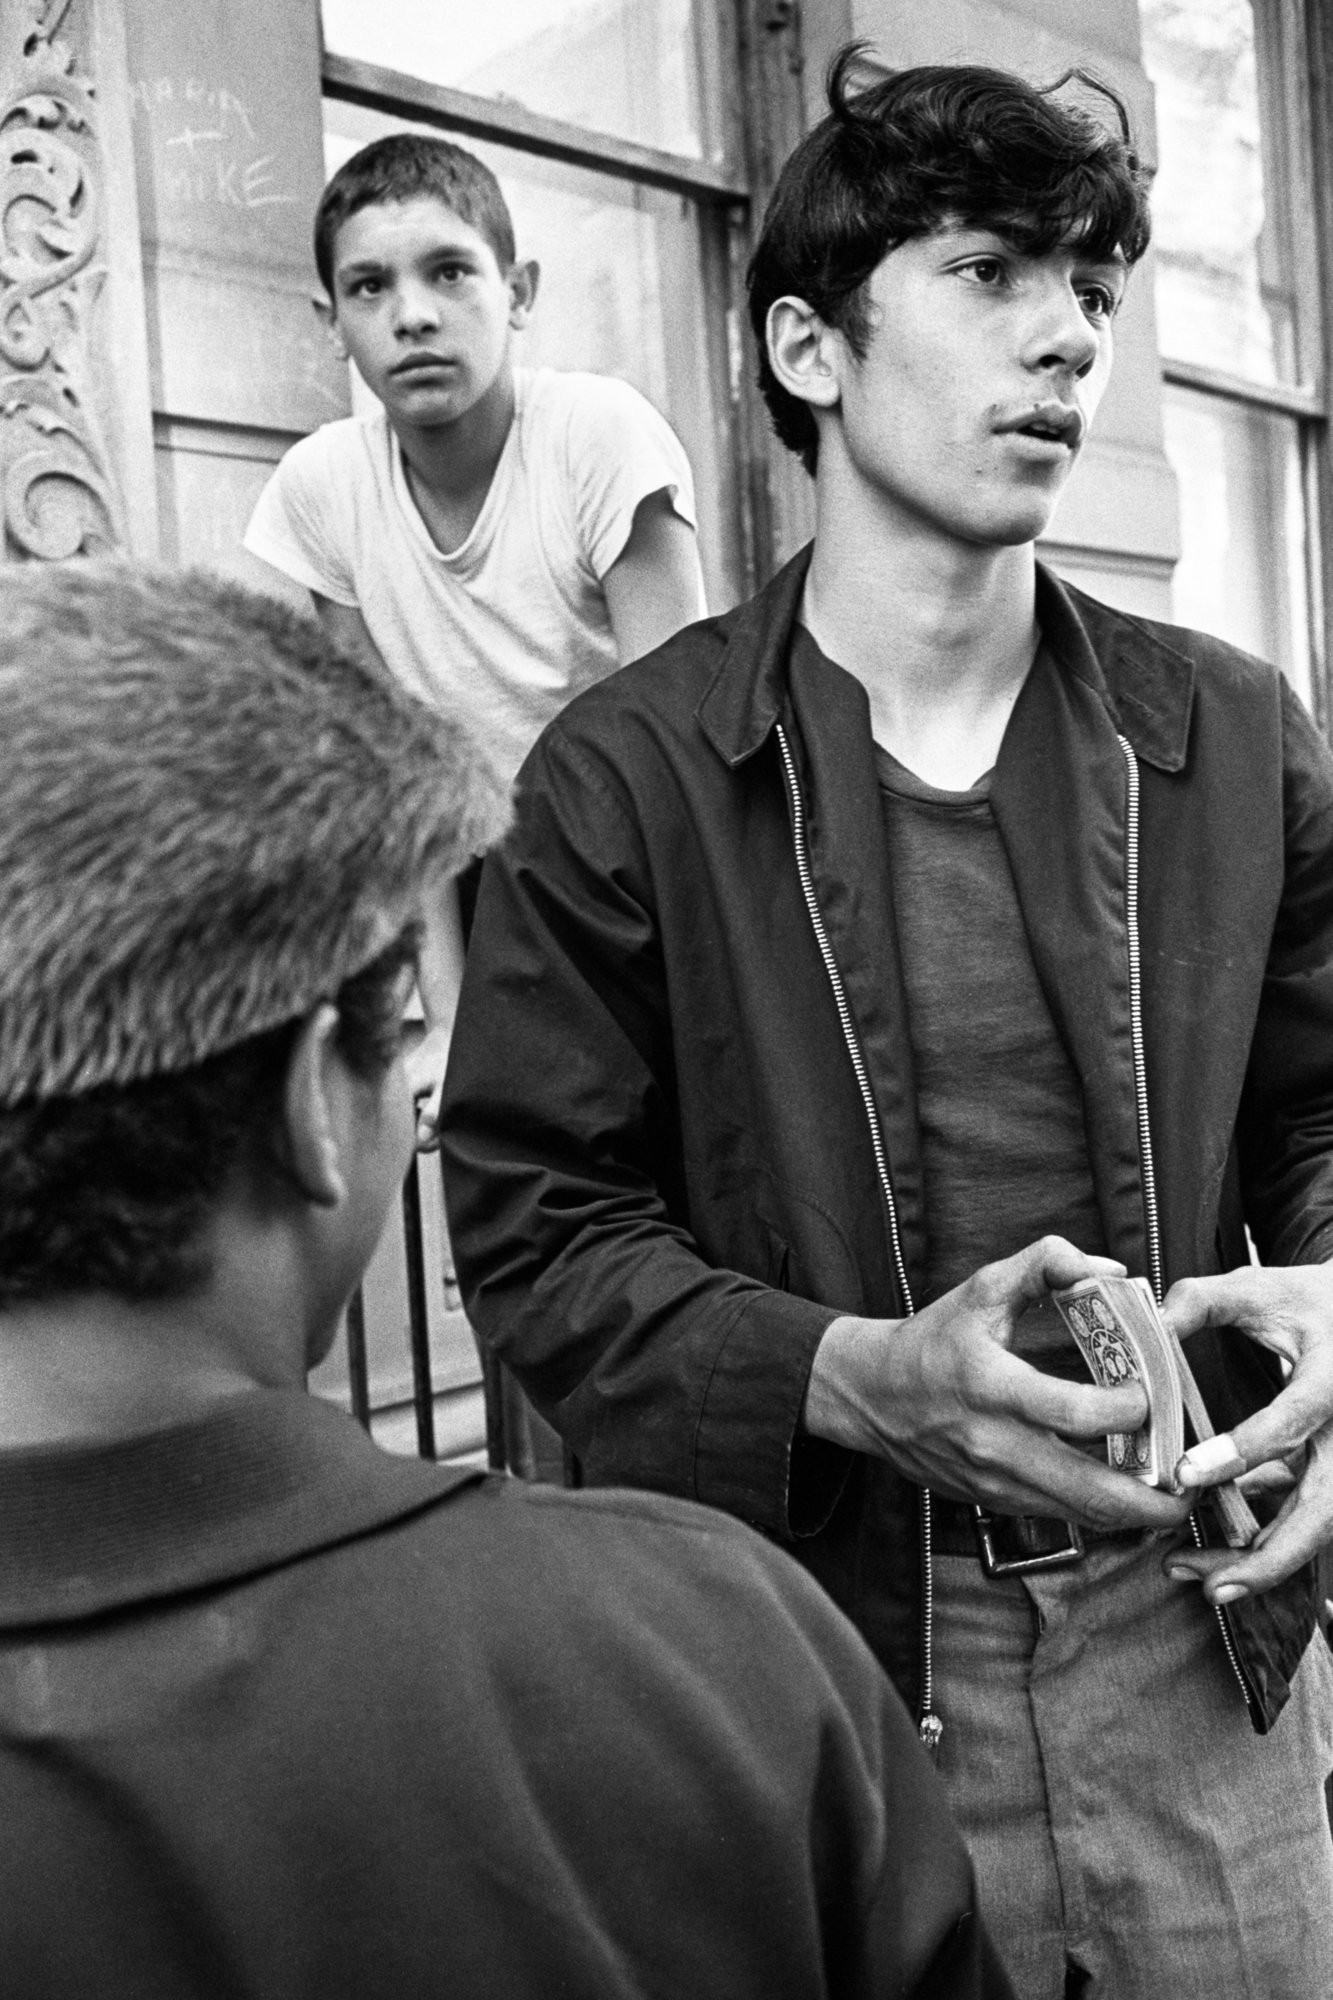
0, 1387, 480, 1629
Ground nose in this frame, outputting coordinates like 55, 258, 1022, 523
1022, 276, 1100, 381
392, 277, 442, 338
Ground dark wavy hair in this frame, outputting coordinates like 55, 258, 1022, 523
747, 48, 1153, 472
315, 133, 516, 296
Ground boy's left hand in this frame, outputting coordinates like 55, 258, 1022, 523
406, 1024, 452, 1151
1159, 1264, 1333, 1605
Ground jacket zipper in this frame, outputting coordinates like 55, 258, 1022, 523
1117, 735, 1256, 1719
774, 725, 944, 1754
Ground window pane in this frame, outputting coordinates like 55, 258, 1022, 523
1140, 0, 1318, 387
1161, 383, 1311, 703
320, 0, 724, 164
323, 99, 744, 614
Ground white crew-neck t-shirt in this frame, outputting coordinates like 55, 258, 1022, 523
244, 367, 698, 786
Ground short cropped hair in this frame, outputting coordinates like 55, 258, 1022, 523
315, 133, 517, 296
0, 561, 505, 1300
748, 49, 1153, 472
0, 560, 500, 1105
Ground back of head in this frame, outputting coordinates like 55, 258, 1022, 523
748, 47, 1153, 471
0, 561, 500, 1301
315, 133, 517, 294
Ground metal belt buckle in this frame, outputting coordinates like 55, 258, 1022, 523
971, 1505, 1086, 1578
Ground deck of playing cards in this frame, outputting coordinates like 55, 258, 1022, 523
1052, 1275, 1259, 1549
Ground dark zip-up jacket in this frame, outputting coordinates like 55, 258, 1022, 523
442, 551, 1333, 1733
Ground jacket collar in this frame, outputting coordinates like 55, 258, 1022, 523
0, 1387, 482, 1627
696, 544, 813, 767
695, 544, 1196, 777
1038, 567, 1195, 774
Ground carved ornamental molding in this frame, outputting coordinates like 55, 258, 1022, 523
0, 0, 120, 561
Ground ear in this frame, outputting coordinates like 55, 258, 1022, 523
281, 1004, 348, 1209
507, 258, 540, 329
312, 292, 349, 363
766, 295, 842, 414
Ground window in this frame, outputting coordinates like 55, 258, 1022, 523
317, 0, 754, 615
1140, 0, 1327, 709
320, 0, 727, 162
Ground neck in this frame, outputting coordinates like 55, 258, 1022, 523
0, 1220, 319, 1449
395, 363, 516, 506
802, 457, 1041, 788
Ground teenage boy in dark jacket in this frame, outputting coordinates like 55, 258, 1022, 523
442, 54, 1333, 2000
0, 560, 1010, 2000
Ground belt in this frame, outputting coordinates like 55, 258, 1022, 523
932, 1498, 1142, 1578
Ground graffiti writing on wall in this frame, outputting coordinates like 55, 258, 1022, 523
131, 74, 298, 213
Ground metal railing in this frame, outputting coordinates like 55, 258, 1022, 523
341, 1155, 458, 1461
338, 1154, 572, 1481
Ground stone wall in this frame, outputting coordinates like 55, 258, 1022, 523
0, 0, 155, 562
122, 0, 345, 593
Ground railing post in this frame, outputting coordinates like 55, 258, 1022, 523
345, 1287, 371, 1433
400, 1157, 437, 1460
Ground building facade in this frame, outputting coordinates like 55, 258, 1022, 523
6, 0, 1330, 1448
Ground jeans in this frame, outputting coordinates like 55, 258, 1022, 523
932, 1528, 1333, 1999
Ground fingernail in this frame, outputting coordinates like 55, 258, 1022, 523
1165, 1565, 1196, 1583
1211, 1583, 1249, 1605
1176, 1433, 1246, 1486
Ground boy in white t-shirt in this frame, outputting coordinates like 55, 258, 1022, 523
245, 134, 705, 1132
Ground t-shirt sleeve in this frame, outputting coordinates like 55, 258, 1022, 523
243, 430, 359, 607
564, 375, 698, 582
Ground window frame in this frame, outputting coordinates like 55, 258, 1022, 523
321, 51, 750, 204
1150, 0, 1333, 726
1305, 0, 1333, 731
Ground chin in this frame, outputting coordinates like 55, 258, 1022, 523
382, 390, 466, 430
958, 496, 1063, 548
982, 517, 1053, 549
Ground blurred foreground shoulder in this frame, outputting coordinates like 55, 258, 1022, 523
427, 1474, 1016, 2000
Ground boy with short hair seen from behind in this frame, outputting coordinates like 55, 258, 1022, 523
0, 559, 1011, 2000
245, 134, 705, 1126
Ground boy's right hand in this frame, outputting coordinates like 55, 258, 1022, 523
802, 1235, 1194, 1530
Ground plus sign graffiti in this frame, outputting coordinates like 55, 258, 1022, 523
130, 73, 298, 215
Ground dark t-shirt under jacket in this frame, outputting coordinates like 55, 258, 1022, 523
871, 676, 1107, 1385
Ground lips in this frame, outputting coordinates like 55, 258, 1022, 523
997, 401, 1085, 448
390, 353, 454, 378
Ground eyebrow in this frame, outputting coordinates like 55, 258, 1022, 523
336, 244, 484, 281
1078, 246, 1129, 272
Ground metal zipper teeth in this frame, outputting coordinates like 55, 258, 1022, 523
1118, 735, 1164, 1308
1117, 734, 1255, 1719
774, 725, 943, 1751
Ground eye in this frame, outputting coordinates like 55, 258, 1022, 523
434, 261, 470, 284
959, 256, 1008, 288
346, 276, 382, 299
1076, 282, 1119, 322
